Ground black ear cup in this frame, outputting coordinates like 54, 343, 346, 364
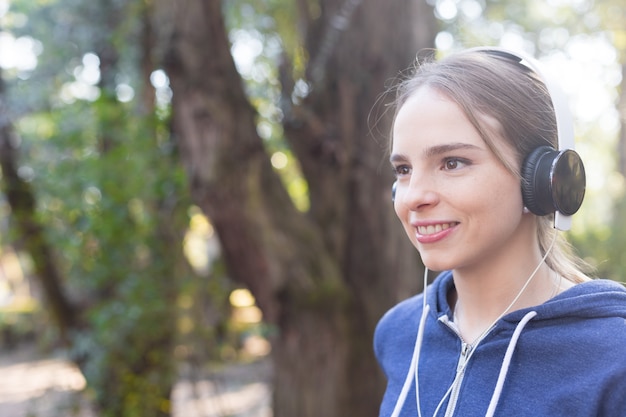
521, 146, 586, 216
522, 146, 556, 216
551, 149, 586, 215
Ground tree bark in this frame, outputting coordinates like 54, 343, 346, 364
161, 0, 437, 415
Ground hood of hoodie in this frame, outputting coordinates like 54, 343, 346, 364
430, 270, 626, 325
512, 278, 626, 321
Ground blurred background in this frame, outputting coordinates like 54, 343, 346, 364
0, 0, 624, 416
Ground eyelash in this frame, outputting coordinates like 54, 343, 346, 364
392, 157, 470, 178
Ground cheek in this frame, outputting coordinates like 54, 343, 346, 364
455, 170, 520, 214
476, 176, 524, 218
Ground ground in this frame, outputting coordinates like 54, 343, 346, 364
0, 344, 271, 417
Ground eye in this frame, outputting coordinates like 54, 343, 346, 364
443, 157, 468, 171
393, 164, 411, 177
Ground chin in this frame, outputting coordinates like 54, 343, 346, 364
410, 240, 455, 272
419, 255, 453, 273
422, 264, 448, 273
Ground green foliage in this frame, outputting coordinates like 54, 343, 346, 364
570, 184, 626, 283
2, 1, 194, 416
0, 298, 39, 349
3, 0, 270, 413
19, 86, 189, 414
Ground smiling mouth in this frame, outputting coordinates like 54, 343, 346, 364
417, 222, 458, 236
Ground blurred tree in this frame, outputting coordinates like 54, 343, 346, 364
0, 68, 78, 342
158, 0, 436, 416
1, 0, 190, 416
596, 0, 626, 176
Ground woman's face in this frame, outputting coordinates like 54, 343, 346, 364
391, 86, 528, 272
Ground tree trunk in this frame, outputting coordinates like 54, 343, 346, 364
161, 0, 437, 415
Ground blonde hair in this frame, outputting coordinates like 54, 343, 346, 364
391, 50, 593, 283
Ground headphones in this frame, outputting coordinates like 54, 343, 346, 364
392, 47, 586, 231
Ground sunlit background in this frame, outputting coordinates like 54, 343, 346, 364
2, 1, 621, 215
1, 0, 624, 337
0, 0, 624, 414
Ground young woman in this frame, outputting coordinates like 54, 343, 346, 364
374, 47, 626, 417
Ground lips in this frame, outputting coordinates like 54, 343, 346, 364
413, 221, 458, 244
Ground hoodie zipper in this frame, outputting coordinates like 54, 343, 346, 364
438, 316, 473, 417
443, 342, 472, 417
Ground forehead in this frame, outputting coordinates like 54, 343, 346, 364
392, 87, 484, 150
392, 86, 518, 169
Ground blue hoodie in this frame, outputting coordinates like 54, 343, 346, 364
374, 271, 626, 417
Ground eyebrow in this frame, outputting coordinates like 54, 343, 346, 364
390, 142, 483, 163
424, 142, 483, 157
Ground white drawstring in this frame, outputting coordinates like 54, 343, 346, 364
390, 304, 429, 417
391, 267, 430, 417
414, 304, 430, 417
485, 311, 537, 417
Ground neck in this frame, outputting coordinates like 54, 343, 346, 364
450, 233, 562, 344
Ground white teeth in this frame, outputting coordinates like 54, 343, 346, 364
417, 223, 454, 235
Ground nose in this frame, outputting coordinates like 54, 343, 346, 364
395, 174, 439, 211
